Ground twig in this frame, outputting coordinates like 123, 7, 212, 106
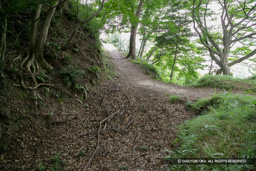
61, 88, 83, 104
124, 118, 136, 132
83, 109, 120, 169
82, 127, 123, 136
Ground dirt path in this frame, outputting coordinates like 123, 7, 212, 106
105, 43, 223, 100
3, 44, 240, 170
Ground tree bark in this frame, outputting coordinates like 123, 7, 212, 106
126, 0, 144, 59
220, 54, 230, 75
126, 25, 138, 59
30, 4, 42, 52
208, 58, 213, 75
61, 23, 80, 50
170, 44, 178, 81
146, 47, 158, 62
137, 32, 146, 57
139, 35, 148, 58
36, 0, 59, 70
61, 0, 105, 50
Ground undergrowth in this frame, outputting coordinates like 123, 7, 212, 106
130, 60, 161, 80
102, 51, 118, 81
164, 93, 256, 170
194, 75, 256, 93
169, 94, 182, 103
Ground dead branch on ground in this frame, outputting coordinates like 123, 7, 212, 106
83, 109, 120, 169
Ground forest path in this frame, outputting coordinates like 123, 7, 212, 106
105, 43, 222, 100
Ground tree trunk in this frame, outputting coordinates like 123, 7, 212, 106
59, 0, 68, 14
151, 50, 163, 65
126, 26, 138, 59
170, 44, 178, 81
137, 32, 146, 57
30, 4, 42, 52
36, 0, 59, 70
208, 58, 213, 75
220, 34, 231, 75
61, 0, 105, 50
220, 54, 230, 75
126, 0, 144, 59
139, 35, 148, 58
61, 23, 80, 50
146, 47, 157, 62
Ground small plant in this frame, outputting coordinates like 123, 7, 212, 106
77, 149, 86, 157
169, 94, 181, 103
88, 65, 101, 79
64, 53, 72, 62
47, 41, 61, 60
51, 153, 64, 171
130, 59, 141, 64
60, 66, 86, 86
37, 71, 50, 83
103, 54, 117, 81
131, 60, 161, 79
34, 162, 46, 171
88, 65, 101, 74
48, 112, 53, 119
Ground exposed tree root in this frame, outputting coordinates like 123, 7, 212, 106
12, 53, 22, 62
21, 78, 55, 90
16, 48, 53, 92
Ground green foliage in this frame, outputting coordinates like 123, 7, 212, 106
88, 65, 101, 79
64, 53, 72, 62
194, 75, 256, 92
131, 60, 161, 79
194, 75, 235, 89
169, 94, 182, 103
192, 0, 256, 75
67, 0, 103, 47
165, 93, 256, 170
88, 65, 101, 74
51, 153, 64, 171
247, 75, 256, 80
47, 41, 61, 60
102, 51, 118, 81
34, 162, 46, 171
60, 66, 86, 86
36, 71, 51, 83
104, 33, 129, 53
60, 65, 89, 99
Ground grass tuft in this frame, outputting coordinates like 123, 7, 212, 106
194, 75, 256, 93
169, 94, 182, 103
130, 60, 161, 79
165, 93, 256, 170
